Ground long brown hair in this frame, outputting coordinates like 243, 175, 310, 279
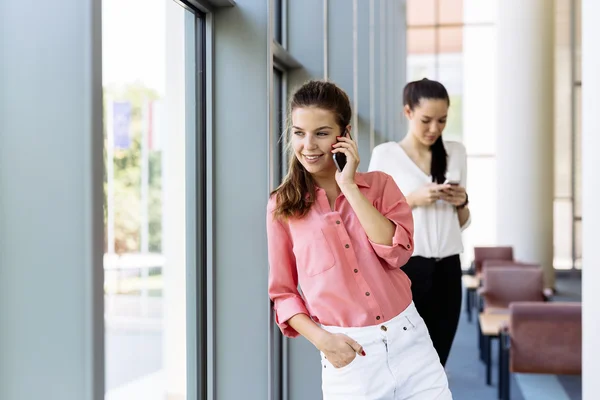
271, 80, 352, 220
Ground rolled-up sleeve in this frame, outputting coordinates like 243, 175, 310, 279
369, 174, 415, 269
266, 199, 309, 338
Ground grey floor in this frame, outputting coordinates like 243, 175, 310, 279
446, 273, 582, 400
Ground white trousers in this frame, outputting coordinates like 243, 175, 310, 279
320, 302, 452, 400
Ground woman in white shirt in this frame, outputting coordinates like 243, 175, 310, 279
368, 78, 470, 367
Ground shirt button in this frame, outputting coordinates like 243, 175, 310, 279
407, 244, 411, 249
365, 292, 370, 296
381, 325, 388, 332
336, 220, 341, 224
376, 316, 381, 321
345, 244, 350, 248
354, 269, 358, 273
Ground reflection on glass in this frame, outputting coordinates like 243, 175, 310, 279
103, 1, 196, 399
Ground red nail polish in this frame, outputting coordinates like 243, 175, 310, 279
361, 350, 366, 356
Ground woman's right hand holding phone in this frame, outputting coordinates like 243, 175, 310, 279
407, 183, 451, 208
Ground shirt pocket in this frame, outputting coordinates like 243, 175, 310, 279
295, 226, 336, 277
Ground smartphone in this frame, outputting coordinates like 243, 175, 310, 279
444, 179, 460, 186
333, 130, 348, 172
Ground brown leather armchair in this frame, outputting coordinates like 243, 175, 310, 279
479, 266, 545, 310
477, 266, 546, 385
499, 302, 582, 400
481, 259, 538, 270
473, 246, 514, 276
465, 246, 515, 323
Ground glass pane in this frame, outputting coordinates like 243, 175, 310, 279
463, 0, 495, 24
408, 28, 436, 55
461, 156, 497, 269
438, 27, 462, 54
274, 0, 283, 44
407, 0, 435, 26
437, 27, 463, 141
554, 0, 573, 198
438, 52, 463, 142
575, 0, 581, 82
407, 55, 436, 82
273, 68, 284, 184
574, 85, 582, 217
407, 28, 436, 81
555, 0, 571, 48
462, 25, 496, 154
574, 219, 582, 263
103, 1, 198, 398
439, 0, 463, 25
553, 199, 573, 270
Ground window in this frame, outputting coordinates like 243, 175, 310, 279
274, 0, 284, 45
553, 0, 582, 270
102, 1, 206, 398
406, 0, 496, 145
269, 1, 301, 397
273, 67, 285, 183
406, 0, 496, 268
406, 0, 467, 142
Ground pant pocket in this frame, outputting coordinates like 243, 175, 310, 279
321, 352, 359, 372
321, 349, 368, 398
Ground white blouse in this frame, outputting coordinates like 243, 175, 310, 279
368, 140, 470, 259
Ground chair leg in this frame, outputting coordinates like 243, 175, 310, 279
466, 289, 472, 322
499, 332, 511, 400
478, 318, 484, 362
486, 336, 492, 385
498, 336, 504, 399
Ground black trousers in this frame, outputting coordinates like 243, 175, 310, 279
402, 255, 462, 367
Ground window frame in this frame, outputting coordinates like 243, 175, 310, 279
267, 2, 303, 400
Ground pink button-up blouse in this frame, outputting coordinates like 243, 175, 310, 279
267, 171, 415, 337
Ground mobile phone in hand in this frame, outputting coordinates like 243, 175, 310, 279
333, 130, 348, 172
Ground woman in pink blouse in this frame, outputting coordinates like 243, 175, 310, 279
267, 80, 452, 400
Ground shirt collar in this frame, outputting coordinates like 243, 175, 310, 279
307, 173, 371, 199
312, 173, 370, 192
